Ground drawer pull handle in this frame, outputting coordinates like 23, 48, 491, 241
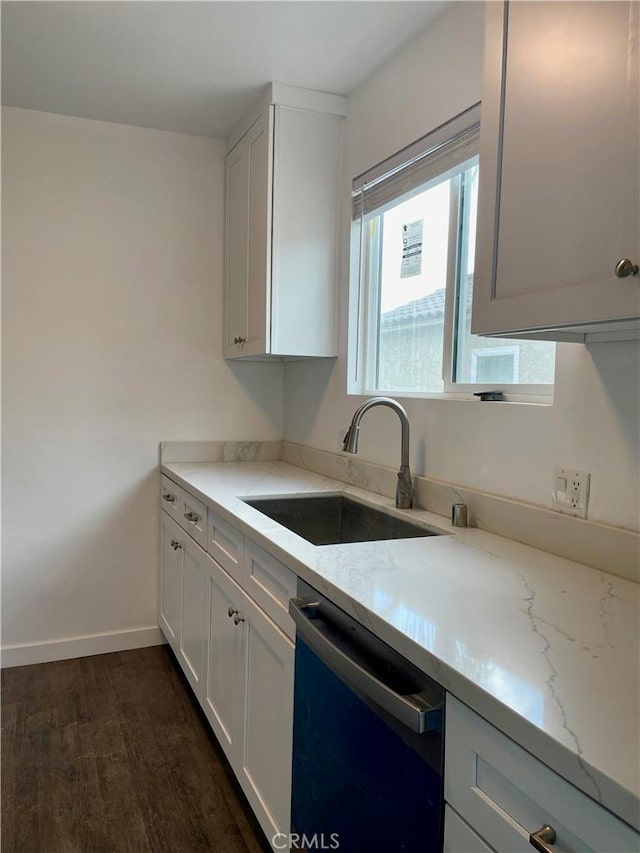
170, 539, 182, 551
227, 607, 244, 625
615, 258, 639, 278
529, 825, 557, 853
162, 494, 176, 503
184, 511, 199, 523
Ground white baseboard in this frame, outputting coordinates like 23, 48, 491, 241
1, 626, 166, 668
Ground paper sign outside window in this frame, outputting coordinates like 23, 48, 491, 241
401, 219, 423, 278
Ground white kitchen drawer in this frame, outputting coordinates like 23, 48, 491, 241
445, 695, 639, 853
207, 508, 244, 584
444, 805, 496, 853
161, 476, 208, 550
160, 474, 183, 524
243, 540, 296, 639
179, 489, 207, 550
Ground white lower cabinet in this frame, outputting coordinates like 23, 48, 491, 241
203, 554, 244, 761
159, 511, 184, 656
237, 591, 294, 842
177, 537, 207, 701
160, 509, 207, 702
445, 695, 639, 853
161, 479, 295, 851
203, 554, 294, 845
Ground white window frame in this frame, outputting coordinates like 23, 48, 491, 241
347, 105, 555, 404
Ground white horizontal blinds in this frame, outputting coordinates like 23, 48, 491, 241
352, 103, 481, 221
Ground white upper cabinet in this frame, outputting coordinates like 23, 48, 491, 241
473, 1, 640, 342
224, 84, 346, 359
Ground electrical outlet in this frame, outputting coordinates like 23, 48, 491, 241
551, 467, 591, 518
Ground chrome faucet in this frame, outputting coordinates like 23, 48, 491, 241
342, 396, 414, 509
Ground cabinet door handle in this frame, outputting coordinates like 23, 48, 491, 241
615, 258, 639, 278
184, 511, 199, 523
233, 613, 245, 625
228, 607, 238, 618
529, 825, 557, 853
233, 336, 247, 344
162, 493, 176, 503
170, 539, 182, 550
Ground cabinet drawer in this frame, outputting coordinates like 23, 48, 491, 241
244, 540, 296, 639
445, 695, 639, 853
161, 476, 208, 550
444, 806, 495, 853
179, 490, 207, 550
208, 509, 244, 584
160, 475, 183, 523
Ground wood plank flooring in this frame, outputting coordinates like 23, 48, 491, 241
1, 645, 271, 853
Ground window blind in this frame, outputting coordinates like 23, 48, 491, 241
352, 102, 481, 221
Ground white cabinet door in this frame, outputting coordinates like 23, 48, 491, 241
224, 109, 273, 359
224, 93, 343, 359
159, 511, 184, 656
270, 105, 341, 357
237, 592, 295, 843
178, 537, 207, 701
473, 1, 640, 340
202, 555, 245, 764
224, 136, 250, 354
245, 109, 273, 357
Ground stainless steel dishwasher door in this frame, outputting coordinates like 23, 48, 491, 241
289, 579, 445, 852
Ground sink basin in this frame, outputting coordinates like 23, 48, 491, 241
243, 494, 443, 546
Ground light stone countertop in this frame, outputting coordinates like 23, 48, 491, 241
161, 459, 640, 831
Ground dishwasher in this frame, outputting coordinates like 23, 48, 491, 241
288, 579, 444, 852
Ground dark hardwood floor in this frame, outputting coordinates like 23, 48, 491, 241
1, 645, 272, 853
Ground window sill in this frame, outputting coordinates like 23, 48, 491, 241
347, 389, 554, 406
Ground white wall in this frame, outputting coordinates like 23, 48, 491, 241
283, 2, 640, 531
2, 107, 283, 657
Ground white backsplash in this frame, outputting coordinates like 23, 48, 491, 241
160, 440, 283, 464
281, 441, 639, 584
159, 439, 639, 583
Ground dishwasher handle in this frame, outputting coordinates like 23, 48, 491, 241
289, 597, 442, 735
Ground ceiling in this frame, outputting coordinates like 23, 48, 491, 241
1, 1, 448, 139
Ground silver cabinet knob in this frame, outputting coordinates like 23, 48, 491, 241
170, 539, 182, 550
227, 606, 244, 624
615, 258, 639, 278
529, 825, 556, 853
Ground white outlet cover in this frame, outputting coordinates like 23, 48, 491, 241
552, 466, 591, 518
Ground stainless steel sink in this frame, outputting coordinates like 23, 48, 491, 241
243, 494, 443, 546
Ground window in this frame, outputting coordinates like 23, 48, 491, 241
349, 105, 555, 400
470, 346, 519, 383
